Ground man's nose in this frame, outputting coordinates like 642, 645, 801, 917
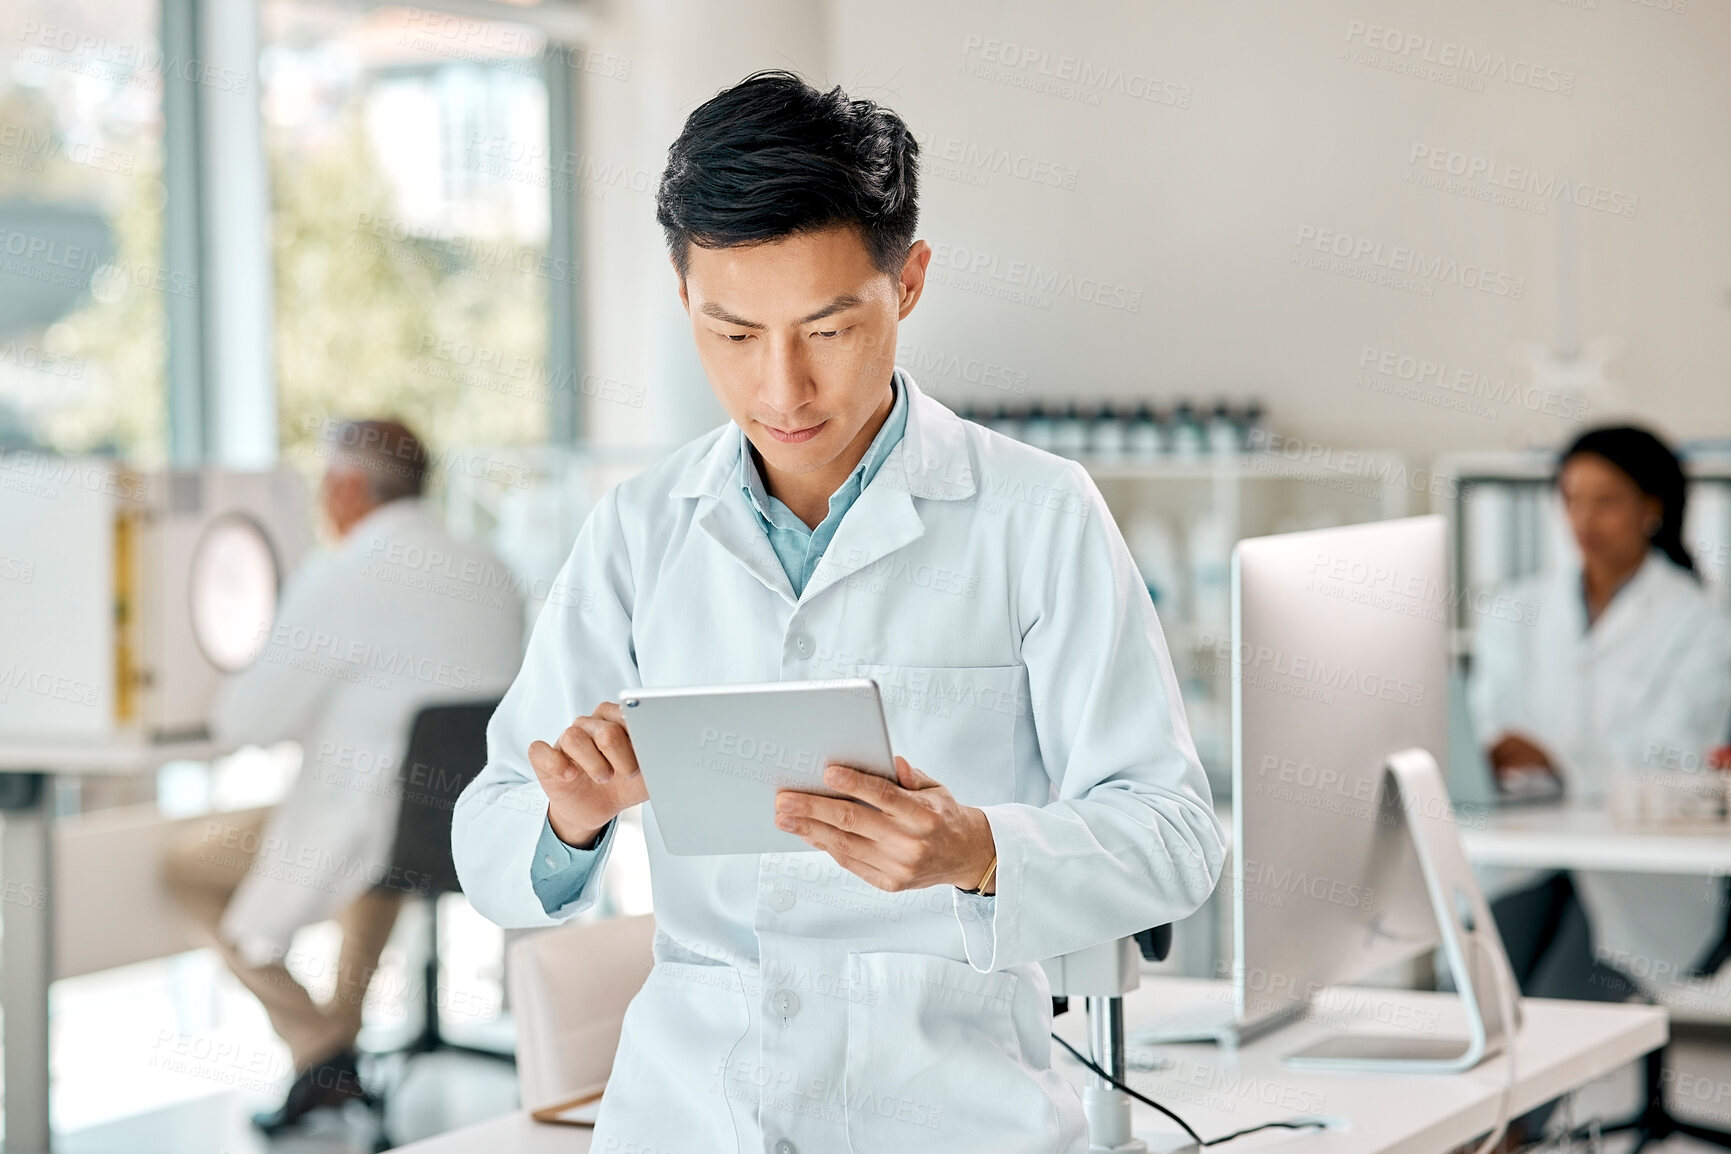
759, 336, 817, 417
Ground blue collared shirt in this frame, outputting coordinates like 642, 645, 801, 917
528, 376, 910, 912
737, 374, 908, 598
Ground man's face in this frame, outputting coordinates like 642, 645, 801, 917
677, 226, 930, 480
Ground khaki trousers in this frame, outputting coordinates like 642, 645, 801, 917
164, 810, 402, 1071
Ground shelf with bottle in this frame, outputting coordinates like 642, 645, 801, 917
952, 396, 1272, 466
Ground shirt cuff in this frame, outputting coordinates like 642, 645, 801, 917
529, 815, 612, 916
955, 806, 1019, 972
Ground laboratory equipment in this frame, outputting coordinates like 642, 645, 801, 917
0, 457, 308, 739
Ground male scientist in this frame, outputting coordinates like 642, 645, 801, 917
167, 419, 524, 1133
453, 72, 1224, 1153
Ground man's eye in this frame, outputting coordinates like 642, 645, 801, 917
812, 328, 847, 340
722, 333, 752, 343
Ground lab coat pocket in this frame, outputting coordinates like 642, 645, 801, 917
857, 663, 1028, 806
843, 951, 1063, 1153
594, 960, 751, 1148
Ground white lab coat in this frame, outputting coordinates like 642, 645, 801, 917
454, 371, 1225, 1154
1469, 552, 1731, 982
212, 498, 524, 965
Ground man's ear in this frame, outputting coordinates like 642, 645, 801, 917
897, 239, 932, 320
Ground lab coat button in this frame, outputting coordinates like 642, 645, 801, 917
768, 889, 796, 912
770, 989, 801, 1018
774, 1141, 798, 1154
791, 631, 815, 658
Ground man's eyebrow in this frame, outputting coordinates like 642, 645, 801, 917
699, 294, 867, 329
796, 294, 865, 325
699, 301, 765, 329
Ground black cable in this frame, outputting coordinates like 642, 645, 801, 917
1202, 1120, 1331, 1146
1050, 1032, 1328, 1148
1051, 1032, 1203, 1145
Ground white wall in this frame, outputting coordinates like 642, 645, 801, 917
579, 0, 1731, 459
574, 0, 829, 449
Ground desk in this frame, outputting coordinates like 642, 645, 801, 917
0, 735, 226, 1154
1461, 803, 1731, 875
392, 976, 1666, 1154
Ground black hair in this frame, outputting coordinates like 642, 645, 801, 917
1557, 425, 1694, 574
655, 70, 920, 278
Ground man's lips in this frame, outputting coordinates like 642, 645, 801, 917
763, 419, 827, 444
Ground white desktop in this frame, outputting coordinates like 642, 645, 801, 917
1137, 516, 1520, 1073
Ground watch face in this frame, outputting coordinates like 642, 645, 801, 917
189, 513, 280, 673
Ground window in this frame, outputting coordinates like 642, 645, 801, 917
0, 0, 167, 461
261, 1, 554, 481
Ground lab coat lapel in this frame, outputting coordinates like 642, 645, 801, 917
697, 493, 798, 606
798, 469, 926, 603
798, 374, 976, 604
670, 425, 798, 606
1585, 554, 1664, 658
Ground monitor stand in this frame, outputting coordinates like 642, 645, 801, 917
1284, 748, 1523, 1074
1128, 999, 1297, 1050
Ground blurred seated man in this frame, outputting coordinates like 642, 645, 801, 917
166, 419, 525, 1133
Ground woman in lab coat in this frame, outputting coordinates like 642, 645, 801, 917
454, 73, 1225, 1154
1470, 426, 1731, 999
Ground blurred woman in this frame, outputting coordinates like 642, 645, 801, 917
1470, 425, 1731, 998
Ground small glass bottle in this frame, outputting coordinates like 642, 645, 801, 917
1206, 400, 1240, 456
1168, 401, 1204, 459
1240, 401, 1269, 453
1126, 403, 1163, 459
1052, 402, 1091, 459
1021, 403, 1055, 451
1087, 403, 1127, 462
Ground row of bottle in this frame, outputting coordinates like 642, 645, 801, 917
951, 399, 1272, 460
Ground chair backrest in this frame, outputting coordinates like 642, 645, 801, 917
378, 700, 499, 897
506, 913, 656, 1113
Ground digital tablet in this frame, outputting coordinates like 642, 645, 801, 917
618, 679, 896, 856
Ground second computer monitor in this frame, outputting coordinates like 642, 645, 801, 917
1231, 515, 1449, 1026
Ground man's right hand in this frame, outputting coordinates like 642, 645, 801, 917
528, 701, 647, 850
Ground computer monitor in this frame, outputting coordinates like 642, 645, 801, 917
1135, 515, 1452, 1048
1230, 516, 1448, 1031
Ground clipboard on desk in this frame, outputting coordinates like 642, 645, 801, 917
530, 1084, 606, 1126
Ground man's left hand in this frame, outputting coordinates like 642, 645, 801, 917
775, 758, 997, 894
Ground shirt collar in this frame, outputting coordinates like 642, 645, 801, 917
737, 373, 907, 524
669, 367, 975, 504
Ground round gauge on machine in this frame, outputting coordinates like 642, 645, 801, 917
187, 513, 281, 673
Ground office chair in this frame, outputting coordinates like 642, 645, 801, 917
361, 700, 509, 1143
